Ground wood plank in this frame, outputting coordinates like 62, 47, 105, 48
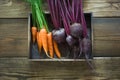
93, 18, 120, 38
0, 18, 120, 57
0, 19, 28, 57
0, 0, 120, 18
0, 58, 120, 80
44, 0, 120, 17
94, 40, 120, 57
83, 0, 120, 17
92, 18, 120, 56
0, 0, 31, 18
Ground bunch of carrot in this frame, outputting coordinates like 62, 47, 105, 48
27, 0, 61, 58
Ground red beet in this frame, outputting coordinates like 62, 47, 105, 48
66, 35, 78, 46
82, 37, 91, 53
52, 28, 66, 43
70, 23, 83, 38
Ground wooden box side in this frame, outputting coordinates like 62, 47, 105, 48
28, 13, 93, 61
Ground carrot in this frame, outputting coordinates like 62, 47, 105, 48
47, 32, 54, 58
37, 31, 42, 52
53, 40, 61, 58
31, 26, 37, 43
40, 28, 48, 55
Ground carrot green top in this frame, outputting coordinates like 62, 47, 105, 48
27, 0, 49, 32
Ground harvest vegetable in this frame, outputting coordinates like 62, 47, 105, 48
28, 0, 93, 67
53, 40, 61, 58
27, 0, 62, 58
47, 0, 66, 43
58, 0, 78, 47
31, 26, 37, 43
47, 0, 93, 68
33, 1, 50, 58
70, 23, 83, 38
40, 28, 48, 55
47, 32, 54, 58
52, 28, 66, 43
37, 31, 42, 52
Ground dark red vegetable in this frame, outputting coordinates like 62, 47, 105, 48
66, 35, 78, 46
82, 37, 91, 54
52, 28, 66, 43
70, 23, 83, 38
48, 0, 93, 69
48, 0, 66, 43
82, 37, 94, 69
58, 0, 78, 47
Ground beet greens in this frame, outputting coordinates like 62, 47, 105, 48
47, 0, 66, 43
47, 0, 93, 69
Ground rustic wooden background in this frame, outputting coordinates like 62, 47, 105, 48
0, 0, 120, 57
0, 0, 120, 80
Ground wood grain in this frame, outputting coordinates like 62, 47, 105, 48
0, 0, 31, 18
93, 18, 120, 56
0, 0, 120, 18
0, 18, 120, 57
94, 40, 120, 57
44, 0, 120, 17
83, 0, 120, 17
0, 19, 28, 57
0, 58, 120, 80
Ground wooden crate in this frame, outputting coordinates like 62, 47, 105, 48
28, 13, 93, 61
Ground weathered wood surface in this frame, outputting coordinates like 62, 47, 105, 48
83, 0, 120, 17
0, 0, 31, 18
0, 57, 120, 80
0, 0, 120, 57
0, 18, 120, 57
0, 0, 120, 18
0, 19, 28, 57
93, 18, 120, 56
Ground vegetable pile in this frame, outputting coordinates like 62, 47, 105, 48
47, 0, 93, 68
47, 0, 91, 58
28, 0, 61, 58
28, 0, 93, 68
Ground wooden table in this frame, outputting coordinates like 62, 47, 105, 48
0, 57, 120, 80
0, 0, 120, 80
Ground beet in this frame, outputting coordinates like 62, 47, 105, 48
73, 45, 80, 59
66, 35, 78, 46
82, 37, 94, 69
70, 23, 83, 38
82, 37, 91, 53
52, 28, 66, 43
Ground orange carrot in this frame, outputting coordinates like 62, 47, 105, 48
31, 26, 37, 43
47, 32, 54, 58
40, 28, 48, 55
37, 31, 42, 52
53, 40, 61, 58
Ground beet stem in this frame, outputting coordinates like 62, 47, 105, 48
78, 39, 83, 58
85, 53, 94, 70
58, 0, 70, 34
80, 0, 87, 37
63, 0, 72, 22
75, 0, 80, 22
47, 0, 61, 29
72, 0, 75, 22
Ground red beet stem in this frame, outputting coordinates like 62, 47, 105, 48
58, 0, 70, 35
80, 0, 87, 37
47, 0, 61, 29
